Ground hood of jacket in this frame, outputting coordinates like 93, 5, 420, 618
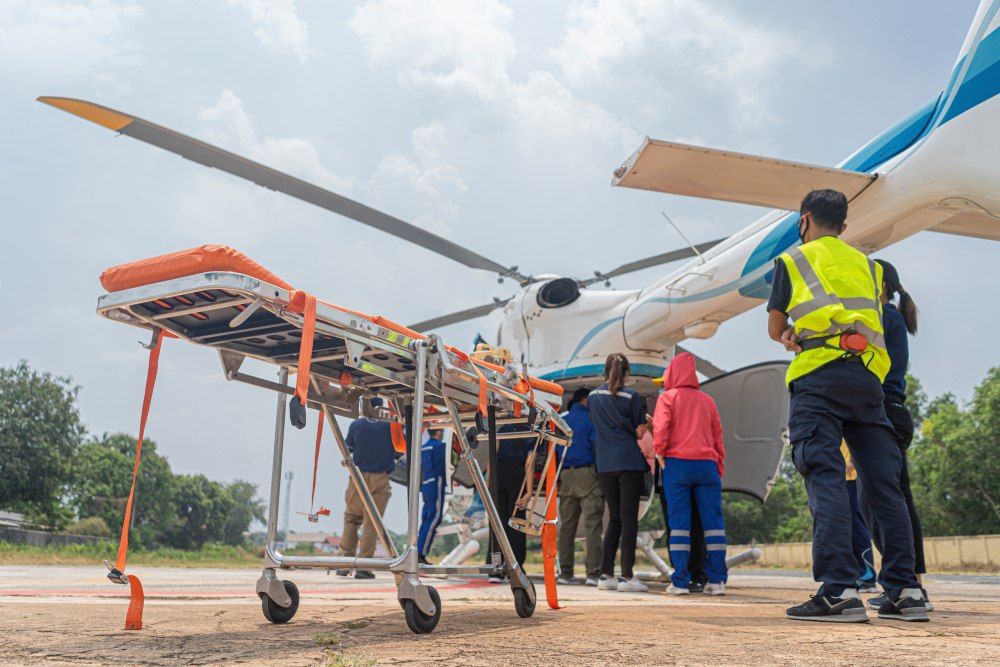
661, 352, 700, 390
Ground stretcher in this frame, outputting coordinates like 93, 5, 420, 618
97, 245, 571, 634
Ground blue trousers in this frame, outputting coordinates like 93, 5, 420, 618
664, 458, 727, 587
418, 477, 444, 557
789, 359, 917, 599
847, 479, 875, 583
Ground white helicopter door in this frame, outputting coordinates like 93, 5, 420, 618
700, 361, 789, 502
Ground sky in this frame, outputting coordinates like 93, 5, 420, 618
1, 0, 995, 535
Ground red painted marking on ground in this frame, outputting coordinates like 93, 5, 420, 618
0, 578, 494, 598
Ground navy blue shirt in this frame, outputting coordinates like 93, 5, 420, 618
345, 418, 397, 473
497, 423, 534, 463
588, 384, 648, 473
560, 403, 596, 467
882, 302, 909, 401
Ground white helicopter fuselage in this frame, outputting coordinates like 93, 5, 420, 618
498, 2, 1000, 390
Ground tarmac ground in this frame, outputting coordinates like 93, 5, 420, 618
2, 565, 998, 665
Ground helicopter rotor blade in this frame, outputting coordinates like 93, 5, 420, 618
675, 344, 725, 379
409, 298, 512, 332
580, 238, 725, 287
37, 96, 529, 283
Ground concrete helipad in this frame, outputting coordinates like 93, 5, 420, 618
2, 566, 998, 664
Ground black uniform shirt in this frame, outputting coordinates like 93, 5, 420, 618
766, 259, 792, 314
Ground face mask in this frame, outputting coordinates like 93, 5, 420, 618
797, 213, 809, 244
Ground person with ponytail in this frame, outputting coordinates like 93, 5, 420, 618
865, 259, 932, 611
588, 353, 650, 593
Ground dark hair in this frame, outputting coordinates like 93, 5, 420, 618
800, 189, 848, 230
875, 259, 918, 335
428, 428, 444, 440
604, 353, 630, 395
567, 387, 590, 408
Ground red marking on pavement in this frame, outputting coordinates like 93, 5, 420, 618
1, 578, 494, 599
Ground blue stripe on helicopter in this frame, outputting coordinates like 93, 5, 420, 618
553, 25, 1000, 382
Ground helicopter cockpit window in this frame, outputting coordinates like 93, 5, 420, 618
537, 277, 581, 309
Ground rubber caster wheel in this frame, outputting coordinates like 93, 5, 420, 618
403, 586, 441, 634
261, 580, 299, 624
514, 588, 536, 618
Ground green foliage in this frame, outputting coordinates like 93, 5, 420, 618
904, 372, 928, 426
0, 361, 86, 529
224, 480, 266, 546
166, 474, 237, 549
65, 516, 112, 537
724, 475, 811, 544
70, 433, 177, 547
909, 367, 1000, 536
0, 540, 262, 567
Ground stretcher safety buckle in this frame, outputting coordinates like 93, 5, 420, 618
104, 560, 129, 585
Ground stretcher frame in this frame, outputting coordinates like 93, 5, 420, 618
97, 270, 572, 632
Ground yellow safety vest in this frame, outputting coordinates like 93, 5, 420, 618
779, 236, 890, 385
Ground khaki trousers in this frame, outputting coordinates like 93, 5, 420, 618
340, 471, 391, 559
558, 465, 604, 578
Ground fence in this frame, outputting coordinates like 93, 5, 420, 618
0, 527, 112, 548
728, 534, 1000, 572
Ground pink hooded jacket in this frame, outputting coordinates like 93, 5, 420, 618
652, 352, 726, 476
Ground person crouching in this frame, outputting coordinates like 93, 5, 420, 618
652, 352, 728, 596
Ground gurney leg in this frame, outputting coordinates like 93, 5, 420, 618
396, 341, 440, 630
441, 393, 536, 609
257, 368, 296, 618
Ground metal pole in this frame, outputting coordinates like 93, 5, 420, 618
487, 404, 499, 563
407, 341, 428, 551
265, 367, 288, 550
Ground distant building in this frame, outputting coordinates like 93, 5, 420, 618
0, 511, 27, 528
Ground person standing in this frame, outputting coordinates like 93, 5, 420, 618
487, 423, 534, 582
842, 442, 877, 592
652, 352, 728, 596
865, 259, 932, 612
589, 353, 649, 593
417, 429, 447, 564
337, 417, 398, 579
557, 388, 604, 586
767, 189, 926, 622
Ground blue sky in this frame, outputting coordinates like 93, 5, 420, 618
1, 0, 993, 534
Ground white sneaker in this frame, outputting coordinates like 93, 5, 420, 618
704, 582, 726, 596
617, 576, 648, 593
585, 577, 599, 587
665, 584, 690, 595
597, 575, 618, 590
488, 575, 505, 584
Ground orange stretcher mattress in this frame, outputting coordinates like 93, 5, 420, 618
101, 245, 563, 397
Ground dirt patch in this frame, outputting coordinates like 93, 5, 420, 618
3, 587, 999, 665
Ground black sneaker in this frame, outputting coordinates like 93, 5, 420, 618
786, 593, 869, 623
354, 570, 375, 580
335, 569, 351, 577
877, 588, 929, 622
867, 592, 888, 610
688, 581, 705, 594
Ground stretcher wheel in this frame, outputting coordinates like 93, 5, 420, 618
261, 580, 299, 624
514, 587, 535, 618
403, 586, 441, 634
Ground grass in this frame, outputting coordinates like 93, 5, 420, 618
314, 631, 342, 647
341, 619, 371, 630
0, 540, 263, 568
326, 652, 375, 667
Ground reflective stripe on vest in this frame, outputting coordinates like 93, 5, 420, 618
779, 237, 890, 385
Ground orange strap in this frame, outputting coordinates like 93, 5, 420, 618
113, 329, 167, 631
470, 361, 488, 416
542, 440, 562, 610
389, 422, 407, 454
114, 332, 163, 573
310, 412, 323, 513
289, 290, 317, 407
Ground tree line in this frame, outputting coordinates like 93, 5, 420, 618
0, 360, 264, 549
721, 367, 1000, 544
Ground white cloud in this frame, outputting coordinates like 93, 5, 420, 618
0, 0, 143, 86
551, 0, 806, 126
226, 0, 311, 62
198, 89, 353, 192
350, 0, 515, 100
349, 0, 639, 154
